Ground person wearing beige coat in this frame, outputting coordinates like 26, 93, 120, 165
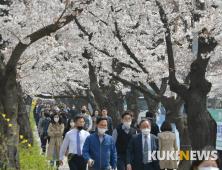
47, 113, 64, 169
157, 121, 178, 170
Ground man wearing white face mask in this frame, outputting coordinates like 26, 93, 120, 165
126, 119, 161, 170
112, 111, 137, 170
59, 115, 90, 170
82, 117, 117, 170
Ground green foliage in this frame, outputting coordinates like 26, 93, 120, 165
0, 103, 60, 169
18, 109, 56, 170
19, 142, 56, 170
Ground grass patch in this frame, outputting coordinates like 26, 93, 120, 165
19, 105, 56, 170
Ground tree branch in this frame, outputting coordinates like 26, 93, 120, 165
35, 94, 87, 99
159, 77, 169, 95
113, 21, 149, 74
6, 7, 88, 71
52, 0, 70, 31
111, 73, 159, 102
155, 0, 189, 102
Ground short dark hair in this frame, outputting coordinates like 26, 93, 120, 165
44, 112, 50, 118
160, 120, 172, 132
96, 117, 108, 124
60, 112, 67, 119
74, 115, 84, 122
189, 146, 220, 170
139, 119, 151, 127
101, 107, 107, 112
121, 111, 132, 119
146, 111, 154, 118
132, 117, 137, 125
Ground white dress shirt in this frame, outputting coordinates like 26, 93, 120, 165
59, 128, 90, 160
142, 133, 152, 163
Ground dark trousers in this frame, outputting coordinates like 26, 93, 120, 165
218, 150, 222, 170
117, 154, 126, 170
35, 120, 39, 127
41, 135, 50, 153
68, 154, 87, 170
89, 168, 111, 170
144, 163, 155, 170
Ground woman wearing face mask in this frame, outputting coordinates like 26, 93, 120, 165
90, 110, 100, 134
62, 118, 75, 157
47, 113, 64, 169
189, 146, 220, 170
157, 121, 178, 170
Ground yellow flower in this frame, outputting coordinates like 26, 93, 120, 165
8, 124, 12, 127
14, 132, 17, 135
25, 140, 28, 143
2, 114, 6, 118
6, 119, 10, 122
28, 144, 31, 147
22, 140, 26, 143
20, 135, 23, 139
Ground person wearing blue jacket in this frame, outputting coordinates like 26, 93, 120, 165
82, 117, 117, 170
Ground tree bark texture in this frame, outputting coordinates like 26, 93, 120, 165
126, 87, 140, 120
87, 59, 123, 128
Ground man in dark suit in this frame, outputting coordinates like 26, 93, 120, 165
101, 107, 113, 136
146, 111, 160, 136
126, 119, 161, 170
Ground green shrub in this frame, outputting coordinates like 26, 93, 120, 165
19, 108, 56, 170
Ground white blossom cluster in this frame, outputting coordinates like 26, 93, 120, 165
1, 0, 222, 98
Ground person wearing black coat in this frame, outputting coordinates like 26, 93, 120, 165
146, 111, 160, 136
60, 112, 67, 128
41, 112, 51, 154
67, 105, 77, 119
131, 117, 141, 133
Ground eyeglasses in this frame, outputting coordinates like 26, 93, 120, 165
77, 121, 85, 124
98, 124, 107, 128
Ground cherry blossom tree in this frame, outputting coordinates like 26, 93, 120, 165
0, 0, 94, 168
69, 0, 222, 168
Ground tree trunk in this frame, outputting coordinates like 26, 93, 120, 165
162, 96, 191, 170
0, 99, 8, 169
17, 84, 34, 145
156, 0, 218, 151
144, 93, 159, 122
87, 61, 123, 128
144, 93, 159, 114
126, 87, 140, 120
185, 86, 217, 150
1, 78, 20, 169
0, 81, 34, 169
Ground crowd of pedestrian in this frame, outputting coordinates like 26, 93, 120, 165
33, 102, 221, 170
